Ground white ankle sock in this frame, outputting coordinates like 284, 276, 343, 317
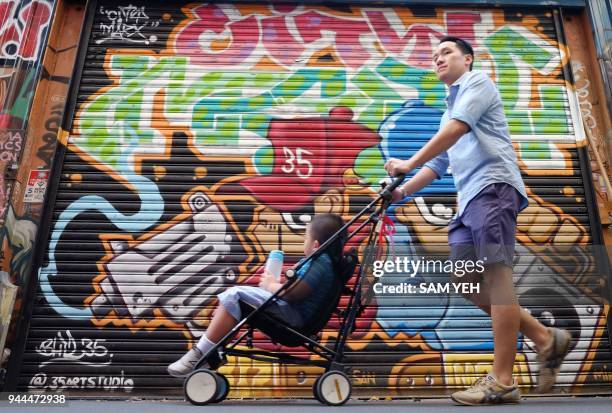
196, 334, 216, 354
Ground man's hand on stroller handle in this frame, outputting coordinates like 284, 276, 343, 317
384, 158, 413, 176
379, 172, 406, 202
390, 187, 406, 203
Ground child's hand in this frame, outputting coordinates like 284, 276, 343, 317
258, 270, 275, 291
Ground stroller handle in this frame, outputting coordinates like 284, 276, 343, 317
379, 173, 406, 199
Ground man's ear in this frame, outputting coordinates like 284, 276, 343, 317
313, 239, 320, 250
465, 54, 474, 68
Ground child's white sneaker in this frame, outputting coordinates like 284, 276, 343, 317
167, 348, 204, 377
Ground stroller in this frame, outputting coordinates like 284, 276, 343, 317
182, 175, 405, 406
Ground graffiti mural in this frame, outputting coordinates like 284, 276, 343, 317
1, 2, 87, 387
88, 189, 252, 336
20, 2, 611, 396
0, 130, 22, 163
0, 0, 52, 61
0, 0, 54, 228
96, 4, 160, 45
0, 129, 22, 218
561, 12, 612, 222
0, 0, 53, 127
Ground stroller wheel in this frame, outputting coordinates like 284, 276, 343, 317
314, 371, 352, 406
211, 373, 230, 403
312, 376, 323, 403
184, 368, 220, 405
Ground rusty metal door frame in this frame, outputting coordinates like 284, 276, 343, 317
3, 0, 98, 392
553, 7, 612, 353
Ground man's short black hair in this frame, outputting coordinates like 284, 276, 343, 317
439, 36, 474, 70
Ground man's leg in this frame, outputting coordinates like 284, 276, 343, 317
451, 184, 572, 402
457, 268, 571, 393
459, 271, 551, 350
482, 263, 520, 386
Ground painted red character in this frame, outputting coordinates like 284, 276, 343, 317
241, 106, 380, 212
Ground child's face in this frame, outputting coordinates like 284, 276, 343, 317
303, 224, 319, 255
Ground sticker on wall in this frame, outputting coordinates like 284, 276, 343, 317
23, 169, 49, 203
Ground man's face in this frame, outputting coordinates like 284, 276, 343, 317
433, 41, 473, 85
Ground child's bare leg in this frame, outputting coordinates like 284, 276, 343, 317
168, 305, 238, 376
168, 306, 240, 376
204, 306, 239, 342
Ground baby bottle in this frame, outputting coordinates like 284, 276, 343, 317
265, 250, 284, 281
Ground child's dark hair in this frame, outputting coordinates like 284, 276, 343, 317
439, 36, 474, 70
309, 213, 347, 271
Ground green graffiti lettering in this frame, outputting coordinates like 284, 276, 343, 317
191, 68, 368, 152
376, 57, 445, 106
352, 67, 403, 130
518, 141, 551, 160
78, 55, 183, 169
485, 27, 570, 136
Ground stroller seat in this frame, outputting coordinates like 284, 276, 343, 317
238, 249, 359, 348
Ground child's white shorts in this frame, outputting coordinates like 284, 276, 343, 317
217, 285, 304, 327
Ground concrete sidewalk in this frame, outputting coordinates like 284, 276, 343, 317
2, 396, 612, 413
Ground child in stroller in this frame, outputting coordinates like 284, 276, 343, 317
169, 175, 403, 405
168, 213, 347, 377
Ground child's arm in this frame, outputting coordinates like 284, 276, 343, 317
258, 270, 284, 294
278, 280, 312, 302
259, 270, 313, 302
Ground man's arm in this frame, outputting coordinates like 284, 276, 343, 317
390, 167, 438, 202
385, 119, 469, 176
386, 72, 497, 177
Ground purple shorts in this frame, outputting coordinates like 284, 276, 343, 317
448, 183, 521, 268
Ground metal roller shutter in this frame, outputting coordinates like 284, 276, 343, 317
18, 1, 611, 397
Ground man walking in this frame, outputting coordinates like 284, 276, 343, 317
384, 36, 571, 405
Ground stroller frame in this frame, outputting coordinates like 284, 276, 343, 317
183, 175, 405, 405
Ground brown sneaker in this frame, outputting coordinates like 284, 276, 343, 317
450, 374, 520, 405
536, 327, 572, 393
